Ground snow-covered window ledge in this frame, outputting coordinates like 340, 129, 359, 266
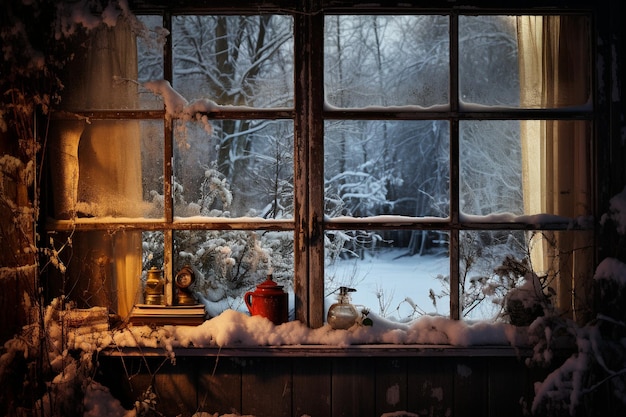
64, 309, 560, 358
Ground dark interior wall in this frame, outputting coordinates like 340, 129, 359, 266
97, 352, 622, 417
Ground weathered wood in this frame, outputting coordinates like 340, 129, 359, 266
241, 357, 292, 417
375, 357, 408, 416
407, 357, 455, 417
454, 358, 489, 416
197, 357, 242, 415
488, 357, 529, 417
293, 357, 332, 417
331, 357, 376, 417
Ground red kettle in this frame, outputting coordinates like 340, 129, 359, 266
244, 275, 288, 325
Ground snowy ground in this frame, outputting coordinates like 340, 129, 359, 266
324, 249, 451, 320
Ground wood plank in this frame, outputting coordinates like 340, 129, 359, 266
152, 356, 197, 417
331, 357, 376, 417
375, 357, 408, 416
407, 357, 454, 416
454, 358, 488, 416
292, 357, 332, 417
488, 357, 529, 417
197, 357, 242, 415
241, 357, 292, 417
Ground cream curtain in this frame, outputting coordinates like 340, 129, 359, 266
49, 18, 143, 318
517, 16, 593, 323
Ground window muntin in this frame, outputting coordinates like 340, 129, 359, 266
45, 7, 595, 329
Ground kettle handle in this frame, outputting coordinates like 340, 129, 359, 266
244, 291, 253, 313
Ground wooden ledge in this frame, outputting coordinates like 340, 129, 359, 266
103, 344, 530, 358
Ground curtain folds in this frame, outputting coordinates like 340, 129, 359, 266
517, 15, 593, 322
51, 19, 143, 318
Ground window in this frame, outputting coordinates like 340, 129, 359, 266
45, 2, 596, 330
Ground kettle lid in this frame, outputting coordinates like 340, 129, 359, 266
256, 274, 283, 290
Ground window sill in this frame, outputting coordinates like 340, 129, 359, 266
103, 344, 529, 358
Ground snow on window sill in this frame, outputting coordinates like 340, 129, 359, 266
64, 309, 543, 358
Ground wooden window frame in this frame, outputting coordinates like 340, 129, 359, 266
46, 0, 606, 331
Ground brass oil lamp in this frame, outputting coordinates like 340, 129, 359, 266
144, 266, 165, 305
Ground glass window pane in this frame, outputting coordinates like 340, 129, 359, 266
137, 15, 166, 110
174, 230, 294, 318
173, 119, 294, 218
460, 230, 593, 323
45, 230, 143, 317
324, 15, 449, 108
172, 15, 294, 108
459, 15, 591, 109
48, 120, 164, 219
460, 120, 523, 216
325, 120, 449, 218
325, 230, 450, 322
460, 120, 591, 217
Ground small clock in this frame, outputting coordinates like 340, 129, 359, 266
174, 266, 196, 305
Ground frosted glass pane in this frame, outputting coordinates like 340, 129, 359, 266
172, 15, 294, 108
460, 120, 523, 216
324, 120, 449, 218
459, 15, 591, 109
48, 120, 164, 219
459, 230, 593, 323
173, 119, 294, 218
137, 15, 165, 110
460, 120, 591, 217
324, 15, 449, 108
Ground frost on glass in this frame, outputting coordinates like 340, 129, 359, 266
48, 120, 164, 219
137, 15, 165, 110
459, 230, 593, 323
324, 15, 449, 108
460, 120, 523, 216
172, 15, 294, 108
173, 119, 294, 219
325, 229, 450, 322
45, 230, 142, 317
459, 16, 520, 107
324, 120, 449, 218
173, 230, 294, 317
459, 15, 591, 109
460, 120, 591, 217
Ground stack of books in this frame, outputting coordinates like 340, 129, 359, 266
128, 304, 207, 326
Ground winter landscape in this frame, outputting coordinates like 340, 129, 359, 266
1, 1, 625, 417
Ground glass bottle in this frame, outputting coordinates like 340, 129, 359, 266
327, 287, 359, 330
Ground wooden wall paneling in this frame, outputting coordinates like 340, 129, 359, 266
106, 356, 197, 417
407, 357, 454, 416
454, 358, 488, 416
331, 357, 376, 417
95, 355, 138, 410
151, 356, 198, 417
375, 357, 408, 416
487, 357, 529, 417
197, 357, 243, 415
292, 357, 332, 417
241, 357, 293, 417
